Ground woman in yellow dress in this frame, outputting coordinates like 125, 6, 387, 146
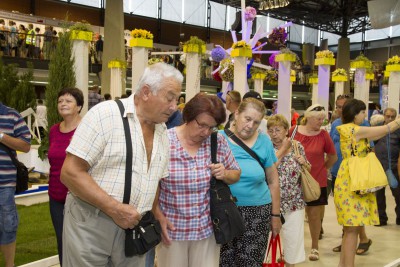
334, 99, 400, 267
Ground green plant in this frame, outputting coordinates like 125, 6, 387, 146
184, 36, 206, 55
39, 27, 76, 160
0, 202, 57, 266
9, 62, 36, 112
69, 20, 92, 32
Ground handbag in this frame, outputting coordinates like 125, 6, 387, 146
348, 127, 388, 194
209, 132, 245, 245
385, 128, 399, 188
0, 143, 29, 193
291, 126, 321, 202
115, 100, 161, 257
263, 234, 285, 267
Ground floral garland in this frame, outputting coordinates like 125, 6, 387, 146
332, 68, 347, 77
231, 40, 251, 50
387, 55, 400, 65
268, 27, 287, 47
219, 58, 234, 82
148, 57, 163, 65
316, 50, 334, 59
245, 6, 257, 22
131, 29, 153, 40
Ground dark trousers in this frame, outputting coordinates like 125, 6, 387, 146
49, 197, 65, 266
376, 177, 400, 224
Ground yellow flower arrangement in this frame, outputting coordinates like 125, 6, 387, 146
231, 40, 252, 50
332, 68, 347, 77
316, 50, 334, 59
130, 29, 153, 40
387, 55, 400, 65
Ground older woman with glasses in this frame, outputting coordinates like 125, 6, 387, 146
289, 104, 337, 261
219, 98, 281, 267
268, 114, 309, 266
154, 93, 241, 267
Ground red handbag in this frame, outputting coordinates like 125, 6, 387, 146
263, 234, 285, 267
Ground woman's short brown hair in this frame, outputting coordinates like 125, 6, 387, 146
267, 114, 290, 130
182, 93, 226, 125
237, 98, 266, 117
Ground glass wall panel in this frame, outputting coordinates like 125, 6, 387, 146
162, 0, 182, 22
304, 26, 318, 45
126, 0, 157, 18
184, 0, 206, 26
210, 1, 226, 30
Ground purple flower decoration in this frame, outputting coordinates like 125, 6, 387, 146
268, 27, 288, 47
211, 47, 226, 62
269, 52, 279, 69
245, 6, 257, 22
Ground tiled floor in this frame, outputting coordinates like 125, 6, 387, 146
298, 186, 400, 267
44, 187, 400, 267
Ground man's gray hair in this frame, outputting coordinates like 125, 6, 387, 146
135, 62, 183, 95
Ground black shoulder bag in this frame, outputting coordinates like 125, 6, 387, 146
209, 132, 245, 245
115, 100, 162, 257
0, 143, 29, 193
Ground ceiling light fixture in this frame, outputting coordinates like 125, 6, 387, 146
259, 0, 289, 11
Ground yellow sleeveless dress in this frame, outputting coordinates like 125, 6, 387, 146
334, 123, 379, 226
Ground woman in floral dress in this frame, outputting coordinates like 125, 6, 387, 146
334, 99, 400, 267
268, 114, 309, 266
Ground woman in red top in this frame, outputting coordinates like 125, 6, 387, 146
289, 104, 337, 261
48, 87, 83, 265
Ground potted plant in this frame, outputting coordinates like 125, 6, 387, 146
130, 28, 153, 48
230, 40, 252, 58
250, 67, 266, 80
386, 55, 400, 72
183, 36, 206, 55
315, 50, 335, 66
275, 48, 296, 62
69, 21, 93, 41
309, 74, 318, 84
350, 54, 372, 69
332, 68, 348, 82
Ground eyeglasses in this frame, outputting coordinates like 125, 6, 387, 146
310, 106, 325, 112
336, 94, 351, 100
267, 127, 283, 135
194, 118, 218, 132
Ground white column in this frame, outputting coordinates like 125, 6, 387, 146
185, 53, 201, 102
388, 71, 400, 112
72, 40, 89, 116
254, 79, 264, 96
354, 68, 366, 101
110, 67, 124, 99
364, 80, 370, 116
312, 83, 318, 105
317, 65, 331, 114
277, 60, 292, 121
334, 82, 344, 102
382, 84, 389, 111
131, 47, 148, 91
233, 56, 248, 97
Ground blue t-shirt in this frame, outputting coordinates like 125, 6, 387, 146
330, 118, 372, 177
220, 131, 277, 206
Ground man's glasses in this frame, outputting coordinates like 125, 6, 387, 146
194, 118, 218, 132
336, 94, 351, 100
311, 106, 325, 112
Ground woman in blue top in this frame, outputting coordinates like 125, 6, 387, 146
219, 98, 281, 267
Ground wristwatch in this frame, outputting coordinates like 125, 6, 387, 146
0, 132, 4, 142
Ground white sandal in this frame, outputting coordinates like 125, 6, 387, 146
309, 248, 319, 261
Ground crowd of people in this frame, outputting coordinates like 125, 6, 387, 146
1, 62, 400, 267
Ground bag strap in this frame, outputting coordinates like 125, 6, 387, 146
224, 128, 264, 171
210, 132, 218, 186
264, 234, 283, 264
387, 125, 391, 170
115, 100, 133, 205
0, 142, 20, 167
290, 125, 298, 140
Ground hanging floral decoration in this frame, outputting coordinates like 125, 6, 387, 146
211, 47, 226, 62
148, 57, 163, 65
245, 6, 257, 22
316, 50, 334, 59
268, 27, 288, 47
219, 58, 235, 82
387, 55, 400, 65
130, 29, 153, 39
